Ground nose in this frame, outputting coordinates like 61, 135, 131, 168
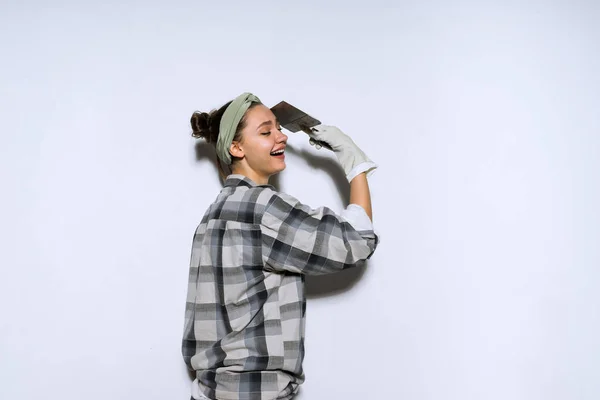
276, 129, 288, 143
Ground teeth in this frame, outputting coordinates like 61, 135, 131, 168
271, 149, 284, 155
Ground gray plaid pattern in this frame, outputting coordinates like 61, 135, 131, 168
182, 175, 379, 400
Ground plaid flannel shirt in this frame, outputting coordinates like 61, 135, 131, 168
182, 174, 379, 400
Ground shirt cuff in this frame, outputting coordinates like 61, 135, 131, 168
346, 161, 378, 182
340, 203, 374, 231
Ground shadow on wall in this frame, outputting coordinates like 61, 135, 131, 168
194, 141, 367, 299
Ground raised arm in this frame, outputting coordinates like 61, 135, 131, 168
260, 189, 378, 275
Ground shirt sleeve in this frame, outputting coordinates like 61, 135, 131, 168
259, 191, 379, 275
340, 203, 373, 231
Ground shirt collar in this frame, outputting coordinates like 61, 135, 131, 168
223, 174, 275, 190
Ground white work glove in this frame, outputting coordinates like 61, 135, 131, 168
305, 124, 378, 182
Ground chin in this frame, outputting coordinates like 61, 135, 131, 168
272, 161, 286, 173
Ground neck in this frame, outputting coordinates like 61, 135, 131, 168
230, 164, 269, 185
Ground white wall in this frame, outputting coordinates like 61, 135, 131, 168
1, 1, 599, 399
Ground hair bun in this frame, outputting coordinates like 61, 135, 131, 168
191, 111, 212, 140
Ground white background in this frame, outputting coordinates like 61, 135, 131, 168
1, 1, 599, 399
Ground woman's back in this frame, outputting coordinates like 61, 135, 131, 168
183, 174, 377, 399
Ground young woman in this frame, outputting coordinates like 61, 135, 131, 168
182, 92, 379, 400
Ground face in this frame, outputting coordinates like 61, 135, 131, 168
229, 104, 288, 184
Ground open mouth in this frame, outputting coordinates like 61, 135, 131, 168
270, 149, 285, 157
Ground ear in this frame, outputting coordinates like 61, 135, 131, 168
229, 141, 244, 159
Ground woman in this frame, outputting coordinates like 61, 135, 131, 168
182, 92, 379, 400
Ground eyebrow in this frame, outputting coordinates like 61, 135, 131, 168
257, 119, 280, 129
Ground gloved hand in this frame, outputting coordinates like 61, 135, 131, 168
304, 124, 378, 182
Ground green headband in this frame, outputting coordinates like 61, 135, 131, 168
216, 92, 262, 165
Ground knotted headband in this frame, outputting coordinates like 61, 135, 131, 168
216, 92, 262, 165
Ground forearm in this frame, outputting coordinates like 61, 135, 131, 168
349, 172, 372, 221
